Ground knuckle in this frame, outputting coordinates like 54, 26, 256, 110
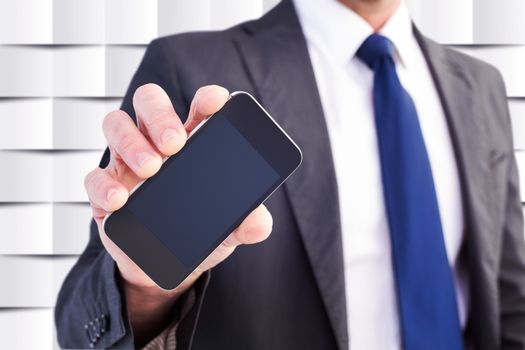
115, 131, 140, 155
84, 169, 98, 192
84, 169, 107, 206
103, 110, 127, 134
134, 83, 162, 105
143, 110, 174, 130
193, 85, 212, 102
195, 85, 208, 95
196, 84, 226, 98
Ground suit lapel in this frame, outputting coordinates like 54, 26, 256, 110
415, 29, 497, 346
233, 1, 348, 348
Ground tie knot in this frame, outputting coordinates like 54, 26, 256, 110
356, 34, 394, 69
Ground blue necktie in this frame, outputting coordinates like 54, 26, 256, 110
356, 34, 464, 350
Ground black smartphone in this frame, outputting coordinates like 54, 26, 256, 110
104, 92, 302, 289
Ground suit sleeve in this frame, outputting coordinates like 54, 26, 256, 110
55, 37, 210, 349
496, 72, 525, 349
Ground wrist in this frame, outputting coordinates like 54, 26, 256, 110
121, 267, 203, 304
121, 274, 195, 347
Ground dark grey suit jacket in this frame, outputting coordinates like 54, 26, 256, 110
55, 1, 525, 349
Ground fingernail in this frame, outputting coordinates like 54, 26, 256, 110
161, 128, 179, 145
107, 188, 120, 202
137, 151, 155, 168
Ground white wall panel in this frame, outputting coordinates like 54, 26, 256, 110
0, 0, 53, 44
1, 47, 117, 98
0, 151, 100, 202
0, 256, 76, 307
410, 0, 525, 45
105, 0, 158, 44
105, 46, 147, 97
263, 0, 281, 13
0, 203, 91, 255
158, 0, 263, 41
0, 98, 117, 151
0, 204, 53, 254
0, 99, 53, 149
52, 257, 79, 296
0, 47, 53, 97
157, 0, 211, 36
456, 46, 525, 97
52, 0, 105, 44
474, 0, 525, 44
509, 99, 525, 150
0, 257, 55, 307
0, 309, 54, 350
413, 0, 473, 44
0, 47, 116, 98
53, 47, 106, 97
210, 0, 263, 30
0, 151, 53, 202
53, 98, 119, 150
52, 203, 91, 255
52, 152, 102, 202
53, 0, 157, 44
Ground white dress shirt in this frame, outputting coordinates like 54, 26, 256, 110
293, 0, 469, 348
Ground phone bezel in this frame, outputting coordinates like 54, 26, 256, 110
103, 91, 302, 290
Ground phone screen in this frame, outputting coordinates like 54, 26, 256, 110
126, 114, 280, 268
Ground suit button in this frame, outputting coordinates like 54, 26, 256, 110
85, 314, 108, 346
99, 314, 108, 333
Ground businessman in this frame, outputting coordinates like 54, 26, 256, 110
56, 0, 525, 349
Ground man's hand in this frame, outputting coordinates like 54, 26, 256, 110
84, 84, 273, 345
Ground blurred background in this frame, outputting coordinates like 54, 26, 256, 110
0, 0, 523, 348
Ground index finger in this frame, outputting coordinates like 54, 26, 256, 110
133, 83, 187, 156
184, 85, 230, 132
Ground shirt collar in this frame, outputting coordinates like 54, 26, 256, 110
293, 0, 414, 67
379, 1, 414, 67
